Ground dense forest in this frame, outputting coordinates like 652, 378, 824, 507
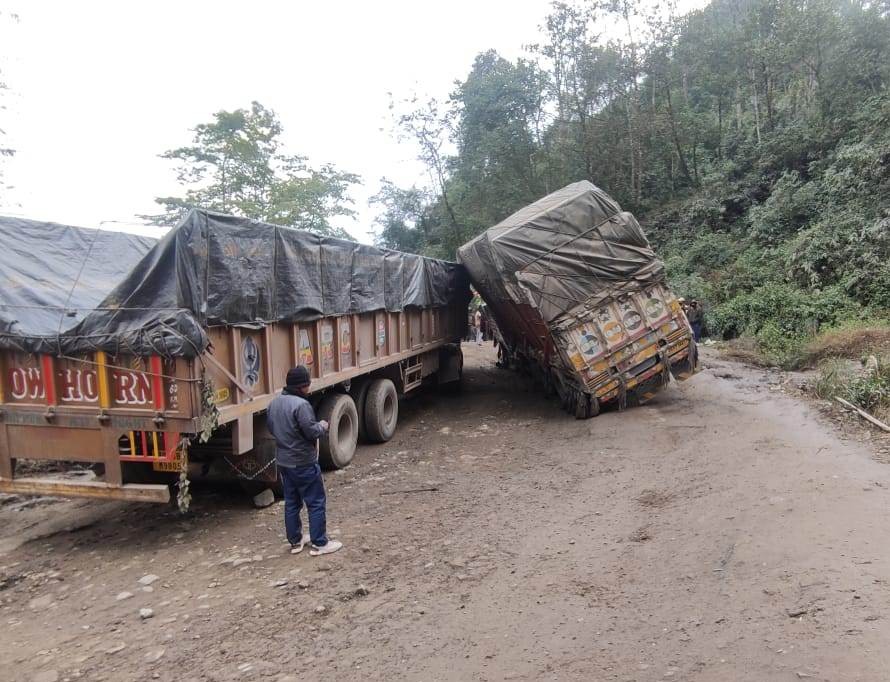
377, 0, 890, 365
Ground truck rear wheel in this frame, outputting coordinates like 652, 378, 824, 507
350, 378, 371, 442
317, 393, 359, 469
575, 393, 600, 419
364, 378, 399, 443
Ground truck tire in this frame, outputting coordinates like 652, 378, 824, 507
317, 393, 359, 469
574, 391, 600, 419
364, 378, 399, 443
350, 378, 371, 442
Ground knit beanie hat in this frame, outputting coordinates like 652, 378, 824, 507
285, 366, 311, 388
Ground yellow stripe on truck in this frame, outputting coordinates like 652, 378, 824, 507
96, 351, 111, 409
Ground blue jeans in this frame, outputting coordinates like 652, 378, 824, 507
279, 462, 328, 547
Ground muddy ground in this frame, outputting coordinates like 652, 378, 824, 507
2, 343, 890, 682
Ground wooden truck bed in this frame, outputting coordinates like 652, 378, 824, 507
0, 305, 464, 502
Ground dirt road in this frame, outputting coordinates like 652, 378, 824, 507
2, 343, 890, 682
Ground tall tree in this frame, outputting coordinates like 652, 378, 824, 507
449, 51, 547, 229
392, 95, 463, 254
148, 102, 360, 236
368, 178, 431, 253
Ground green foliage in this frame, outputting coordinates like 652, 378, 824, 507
369, 179, 431, 253
748, 172, 818, 246
814, 355, 890, 419
381, 0, 890, 356
149, 102, 360, 236
844, 359, 890, 413
708, 283, 859, 340
811, 358, 855, 400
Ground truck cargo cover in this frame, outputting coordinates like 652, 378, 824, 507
457, 181, 665, 324
0, 217, 157, 351
0, 210, 469, 358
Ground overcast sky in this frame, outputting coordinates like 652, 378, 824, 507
0, 0, 705, 243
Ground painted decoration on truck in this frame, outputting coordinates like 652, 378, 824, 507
569, 352, 586, 371
618, 299, 644, 335
376, 319, 386, 348
298, 329, 314, 366
113, 370, 152, 405
578, 330, 602, 358
8, 366, 45, 401
340, 325, 352, 357
321, 326, 334, 365
241, 336, 261, 388
5, 355, 183, 408
592, 303, 627, 349
60, 368, 99, 403
641, 287, 671, 326
643, 295, 666, 322
166, 358, 180, 411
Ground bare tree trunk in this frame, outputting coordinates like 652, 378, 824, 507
749, 65, 762, 145
762, 60, 774, 130
221, 156, 230, 212
665, 83, 693, 184
430, 153, 460, 239
735, 80, 743, 131
669, 152, 676, 198
621, 0, 643, 204
625, 96, 636, 197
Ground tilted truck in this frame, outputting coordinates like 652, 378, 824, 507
0, 210, 469, 504
458, 181, 697, 418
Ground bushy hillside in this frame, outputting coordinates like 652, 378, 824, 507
380, 0, 890, 366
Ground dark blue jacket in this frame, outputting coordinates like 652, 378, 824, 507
267, 392, 326, 468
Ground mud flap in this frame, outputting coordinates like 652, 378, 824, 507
669, 342, 699, 381
574, 392, 600, 419
438, 344, 463, 385
223, 417, 280, 489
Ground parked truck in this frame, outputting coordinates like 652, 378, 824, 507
0, 210, 469, 504
458, 181, 697, 418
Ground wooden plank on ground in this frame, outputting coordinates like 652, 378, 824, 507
835, 397, 890, 433
0, 478, 170, 503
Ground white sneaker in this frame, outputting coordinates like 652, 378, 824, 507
290, 533, 311, 554
309, 539, 343, 556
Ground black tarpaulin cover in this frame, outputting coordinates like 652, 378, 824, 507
0, 209, 469, 357
0, 217, 157, 350
457, 181, 665, 325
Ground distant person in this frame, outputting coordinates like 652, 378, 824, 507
480, 305, 491, 342
267, 366, 343, 557
474, 308, 483, 345
686, 301, 703, 342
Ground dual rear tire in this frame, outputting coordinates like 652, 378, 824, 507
317, 378, 398, 470
364, 378, 399, 443
317, 393, 359, 470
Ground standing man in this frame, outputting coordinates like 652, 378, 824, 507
687, 301, 703, 342
267, 366, 343, 556
474, 307, 483, 345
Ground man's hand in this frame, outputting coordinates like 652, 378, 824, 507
319, 420, 329, 432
